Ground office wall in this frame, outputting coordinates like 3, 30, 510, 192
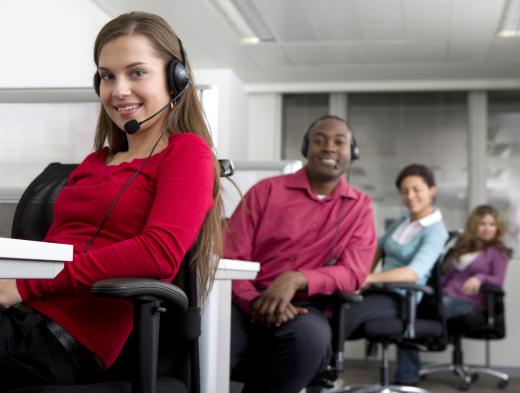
0, 0, 107, 88
194, 69, 247, 161
247, 94, 282, 160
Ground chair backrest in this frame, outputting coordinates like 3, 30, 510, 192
11, 162, 204, 392
12, 163, 77, 241
413, 256, 448, 351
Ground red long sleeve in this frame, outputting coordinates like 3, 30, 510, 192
16, 132, 214, 367
224, 168, 376, 314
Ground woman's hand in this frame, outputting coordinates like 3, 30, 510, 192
0, 280, 23, 310
462, 276, 482, 296
361, 274, 374, 290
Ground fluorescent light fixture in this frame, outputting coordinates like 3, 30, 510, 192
208, 0, 275, 43
497, 0, 520, 37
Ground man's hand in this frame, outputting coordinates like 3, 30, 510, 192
250, 271, 308, 326
273, 303, 308, 327
462, 276, 481, 296
0, 280, 22, 310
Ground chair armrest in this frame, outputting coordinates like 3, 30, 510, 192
92, 277, 188, 310
365, 282, 433, 340
309, 291, 363, 306
336, 291, 363, 303
480, 284, 504, 330
481, 283, 504, 296
92, 278, 191, 393
381, 282, 434, 296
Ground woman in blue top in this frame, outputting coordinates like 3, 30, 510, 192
343, 164, 448, 384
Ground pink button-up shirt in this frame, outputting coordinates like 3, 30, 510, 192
224, 167, 377, 314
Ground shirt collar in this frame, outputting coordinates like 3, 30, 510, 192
415, 209, 443, 227
285, 166, 358, 200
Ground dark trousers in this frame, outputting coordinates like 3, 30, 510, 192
343, 293, 420, 382
343, 293, 400, 339
0, 306, 102, 391
231, 305, 332, 393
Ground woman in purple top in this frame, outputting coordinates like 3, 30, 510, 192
442, 204, 511, 319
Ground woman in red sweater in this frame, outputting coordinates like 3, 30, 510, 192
0, 12, 221, 389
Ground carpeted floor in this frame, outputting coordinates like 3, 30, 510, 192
230, 360, 519, 392
336, 361, 518, 392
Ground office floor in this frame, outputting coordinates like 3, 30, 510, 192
230, 361, 519, 393
337, 361, 519, 393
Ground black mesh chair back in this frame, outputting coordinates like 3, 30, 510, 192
412, 257, 448, 351
12, 163, 77, 241
9, 162, 203, 393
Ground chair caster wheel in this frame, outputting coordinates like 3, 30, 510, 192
458, 382, 471, 391
497, 379, 509, 390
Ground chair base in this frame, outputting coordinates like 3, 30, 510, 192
419, 363, 510, 390
333, 384, 431, 393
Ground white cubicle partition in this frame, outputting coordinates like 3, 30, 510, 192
200, 259, 260, 393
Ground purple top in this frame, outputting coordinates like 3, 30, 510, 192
442, 245, 509, 308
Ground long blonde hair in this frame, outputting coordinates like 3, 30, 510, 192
453, 204, 511, 259
93, 12, 221, 300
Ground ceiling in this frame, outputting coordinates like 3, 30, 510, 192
92, 0, 520, 87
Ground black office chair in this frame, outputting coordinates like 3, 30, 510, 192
8, 160, 233, 393
229, 291, 362, 393
337, 255, 448, 393
306, 292, 364, 391
419, 283, 509, 390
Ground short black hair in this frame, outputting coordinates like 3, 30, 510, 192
305, 115, 350, 137
395, 164, 436, 189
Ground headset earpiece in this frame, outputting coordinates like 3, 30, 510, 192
93, 73, 101, 96
300, 132, 309, 158
350, 137, 360, 161
167, 59, 190, 95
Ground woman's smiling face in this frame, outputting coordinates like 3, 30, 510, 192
97, 34, 171, 135
399, 175, 437, 219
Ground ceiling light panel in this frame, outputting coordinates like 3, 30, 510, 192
208, 0, 275, 43
498, 0, 520, 37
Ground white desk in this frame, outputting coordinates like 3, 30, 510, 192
0, 237, 72, 278
1, 238, 259, 392
200, 259, 259, 393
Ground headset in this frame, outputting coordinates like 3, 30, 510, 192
299, 116, 359, 265
84, 37, 191, 252
93, 37, 190, 98
300, 116, 360, 161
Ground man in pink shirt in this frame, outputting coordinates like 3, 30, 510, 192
225, 115, 377, 393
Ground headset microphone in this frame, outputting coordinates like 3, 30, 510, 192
123, 80, 191, 134
124, 100, 172, 134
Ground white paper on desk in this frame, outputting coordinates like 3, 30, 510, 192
0, 259, 65, 279
0, 237, 73, 261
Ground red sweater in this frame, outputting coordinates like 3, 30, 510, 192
16, 132, 214, 368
